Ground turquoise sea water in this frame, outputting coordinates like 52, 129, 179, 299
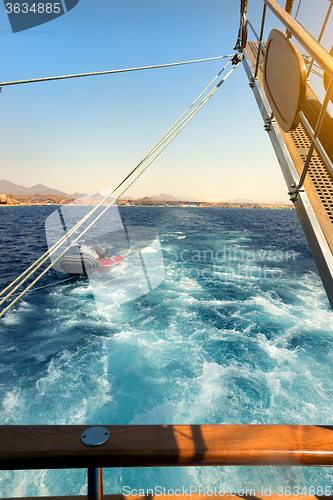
0, 206, 333, 497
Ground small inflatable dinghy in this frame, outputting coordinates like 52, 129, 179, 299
60, 246, 124, 276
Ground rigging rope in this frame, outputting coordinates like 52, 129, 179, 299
0, 59, 231, 302
0, 55, 234, 87
285, 0, 294, 16
294, 0, 302, 20
9, 276, 78, 298
0, 55, 241, 318
235, 0, 248, 50
0, 59, 233, 305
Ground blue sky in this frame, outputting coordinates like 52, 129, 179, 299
0, 0, 332, 202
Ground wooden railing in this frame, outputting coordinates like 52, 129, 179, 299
2, 425, 333, 500
263, 0, 333, 80
1, 424, 333, 469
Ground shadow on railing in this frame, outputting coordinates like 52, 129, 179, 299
1, 424, 333, 500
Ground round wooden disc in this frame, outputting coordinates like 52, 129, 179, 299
263, 29, 307, 132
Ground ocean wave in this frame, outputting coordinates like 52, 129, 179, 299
0, 207, 332, 495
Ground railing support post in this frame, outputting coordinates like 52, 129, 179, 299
254, 3, 267, 78
88, 467, 103, 500
81, 427, 110, 500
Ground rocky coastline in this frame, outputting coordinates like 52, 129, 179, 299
0, 193, 294, 209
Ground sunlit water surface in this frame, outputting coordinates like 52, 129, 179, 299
0, 206, 333, 497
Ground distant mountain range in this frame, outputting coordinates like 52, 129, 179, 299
0, 183, 197, 202
226, 198, 290, 204
0, 181, 290, 205
0, 179, 86, 198
226, 198, 255, 203
150, 193, 198, 202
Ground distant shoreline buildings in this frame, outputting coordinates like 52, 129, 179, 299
0, 180, 294, 208
0, 194, 20, 205
0, 193, 294, 209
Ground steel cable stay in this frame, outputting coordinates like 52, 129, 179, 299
1, 63, 240, 316
0, 55, 234, 88
7, 276, 78, 298
0, 55, 241, 318
0, 56, 234, 303
0, 56, 235, 305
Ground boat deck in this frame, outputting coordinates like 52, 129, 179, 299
246, 42, 333, 253
245, 40, 333, 307
246, 41, 333, 255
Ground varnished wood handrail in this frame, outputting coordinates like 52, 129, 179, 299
263, 0, 333, 81
1, 425, 333, 470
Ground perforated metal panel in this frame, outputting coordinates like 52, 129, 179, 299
290, 123, 333, 223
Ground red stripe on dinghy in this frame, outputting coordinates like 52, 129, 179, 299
94, 255, 124, 270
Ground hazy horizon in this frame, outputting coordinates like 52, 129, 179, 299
0, 178, 293, 204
